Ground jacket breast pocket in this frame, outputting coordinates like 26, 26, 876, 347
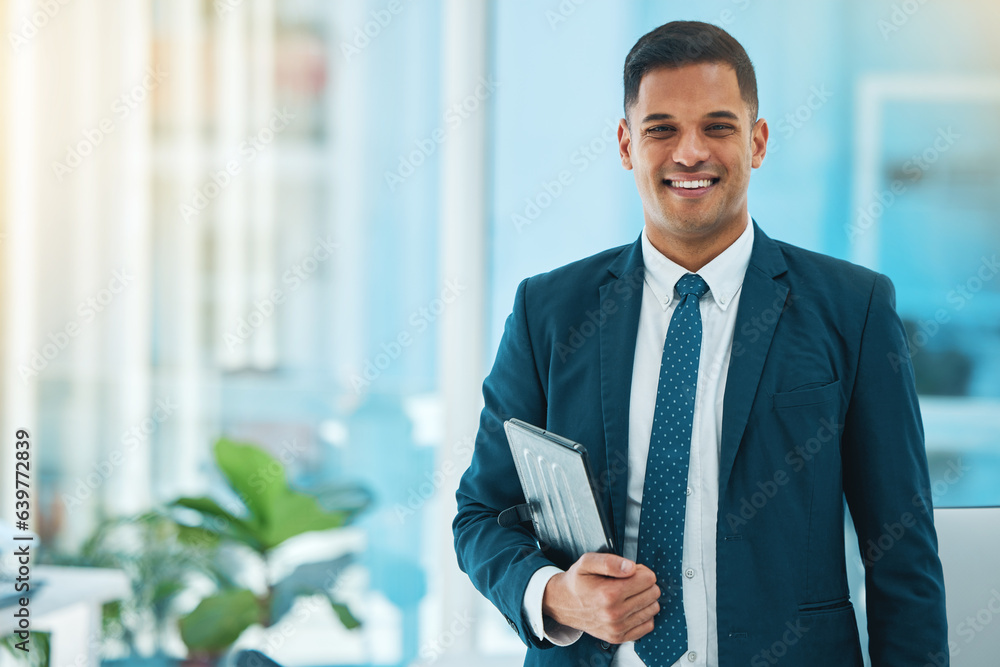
772, 380, 841, 409
798, 596, 853, 617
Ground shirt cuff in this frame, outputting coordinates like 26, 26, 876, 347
522, 565, 584, 646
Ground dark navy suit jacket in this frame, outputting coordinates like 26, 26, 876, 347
453, 223, 948, 666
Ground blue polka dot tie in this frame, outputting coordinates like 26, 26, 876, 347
635, 273, 709, 666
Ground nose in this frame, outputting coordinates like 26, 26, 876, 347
672, 130, 710, 167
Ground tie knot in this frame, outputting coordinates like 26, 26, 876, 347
675, 273, 709, 299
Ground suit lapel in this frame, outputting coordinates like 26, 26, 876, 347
719, 222, 789, 495
599, 238, 644, 553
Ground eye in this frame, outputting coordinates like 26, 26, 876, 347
706, 124, 736, 134
646, 125, 675, 135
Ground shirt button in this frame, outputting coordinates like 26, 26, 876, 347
685, 568, 695, 579
688, 651, 697, 661
600, 641, 611, 650
686, 487, 692, 496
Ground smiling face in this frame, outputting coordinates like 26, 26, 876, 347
618, 62, 768, 263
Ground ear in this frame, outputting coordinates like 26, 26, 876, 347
751, 117, 768, 169
618, 118, 633, 170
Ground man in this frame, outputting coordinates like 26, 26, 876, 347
453, 20, 948, 667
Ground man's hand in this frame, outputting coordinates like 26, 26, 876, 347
541, 552, 660, 645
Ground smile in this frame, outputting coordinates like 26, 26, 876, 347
666, 178, 719, 189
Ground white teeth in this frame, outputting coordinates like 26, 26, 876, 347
669, 179, 714, 189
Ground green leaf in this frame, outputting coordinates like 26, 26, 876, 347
174, 439, 365, 553
311, 483, 373, 518
213, 438, 287, 529
172, 496, 242, 523
270, 555, 353, 622
257, 492, 349, 550
171, 496, 262, 550
151, 579, 185, 605
330, 601, 361, 630
174, 523, 222, 551
178, 589, 261, 653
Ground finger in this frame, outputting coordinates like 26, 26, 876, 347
623, 584, 661, 616
626, 595, 660, 625
622, 616, 656, 643
576, 552, 637, 578
615, 566, 657, 598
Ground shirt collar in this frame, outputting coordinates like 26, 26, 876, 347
640, 214, 755, 312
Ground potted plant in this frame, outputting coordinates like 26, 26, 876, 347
166, 438, 370, 662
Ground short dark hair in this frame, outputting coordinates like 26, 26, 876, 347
623, 21, 758, 124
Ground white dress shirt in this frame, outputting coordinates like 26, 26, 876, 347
522, 218, 754, 667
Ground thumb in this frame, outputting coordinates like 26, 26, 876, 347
576, 552, 635, 578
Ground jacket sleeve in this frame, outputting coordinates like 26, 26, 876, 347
453, 277, 558, 649
841, 273, 949, 666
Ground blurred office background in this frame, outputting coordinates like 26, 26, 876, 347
1, 0, 998, 665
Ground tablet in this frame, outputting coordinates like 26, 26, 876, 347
503, 418, 614, 569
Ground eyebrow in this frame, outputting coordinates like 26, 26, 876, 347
640, 110, 741, 124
